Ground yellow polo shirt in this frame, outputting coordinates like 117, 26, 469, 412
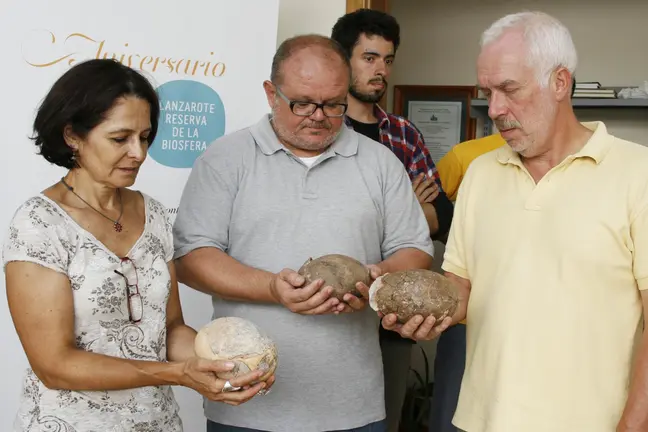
437, 134, 506, 201
443, 121, 648, 432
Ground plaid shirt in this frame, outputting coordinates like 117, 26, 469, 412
344, 104, 443, 190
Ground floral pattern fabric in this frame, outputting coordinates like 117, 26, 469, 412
2, 193, 183, 432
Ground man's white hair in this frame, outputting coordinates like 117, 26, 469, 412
480, 11, 577, 87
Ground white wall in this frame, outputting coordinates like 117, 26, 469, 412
277, 0, 346, 45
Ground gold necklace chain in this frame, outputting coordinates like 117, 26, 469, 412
60, 177, 124, 232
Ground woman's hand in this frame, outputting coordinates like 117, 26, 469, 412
178, 357, 273, 405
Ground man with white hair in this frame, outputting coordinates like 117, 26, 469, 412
437, 11, 648, 432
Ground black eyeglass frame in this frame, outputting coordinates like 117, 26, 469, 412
114, 257, 143, 324
274, 86, 348, 118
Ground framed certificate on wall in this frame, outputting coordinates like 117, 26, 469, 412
393, 85, 478, 161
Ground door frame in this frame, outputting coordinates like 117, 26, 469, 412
346, 0, 389, 13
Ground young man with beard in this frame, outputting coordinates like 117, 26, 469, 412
332, 10, 455, 432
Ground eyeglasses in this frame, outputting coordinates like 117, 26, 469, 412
275, 86, 348, 118
114, 257, 143, 323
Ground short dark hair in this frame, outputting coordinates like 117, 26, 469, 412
270, 34, 351, 85
331, 8, 401, 59
32, 58, 160, 169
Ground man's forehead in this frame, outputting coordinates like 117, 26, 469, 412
280, 70, 349, 101
357, 33, 394, 54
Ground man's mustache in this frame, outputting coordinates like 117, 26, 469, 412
494, 118, 522, 130
300, 121, 331, 130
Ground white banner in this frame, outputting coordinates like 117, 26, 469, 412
0, 1, 279, 430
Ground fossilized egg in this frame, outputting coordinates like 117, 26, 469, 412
297, 254, 372, 300
369, 269, 459, 323
194, 316, 277, 382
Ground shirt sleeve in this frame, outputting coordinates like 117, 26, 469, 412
436, 149, 463, 202
407, 122, 443, 189
381, 153, 435, 259
172, 150, 239, 260
631, 201, 648, 291
149, 197, 175, 263
2, 198, 69, 275
441, 166, 471, 280
164, 215, 174, 263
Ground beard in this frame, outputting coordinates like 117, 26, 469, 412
349, 77, 387, 103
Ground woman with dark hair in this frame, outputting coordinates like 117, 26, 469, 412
3, 58, 272, 431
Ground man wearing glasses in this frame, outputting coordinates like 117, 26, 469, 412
173, 34, 439, 432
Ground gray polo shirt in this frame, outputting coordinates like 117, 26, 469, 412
173, 114, 434, 431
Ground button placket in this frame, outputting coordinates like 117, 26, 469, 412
524, 168, 561, 211
301, 169, 318, 200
